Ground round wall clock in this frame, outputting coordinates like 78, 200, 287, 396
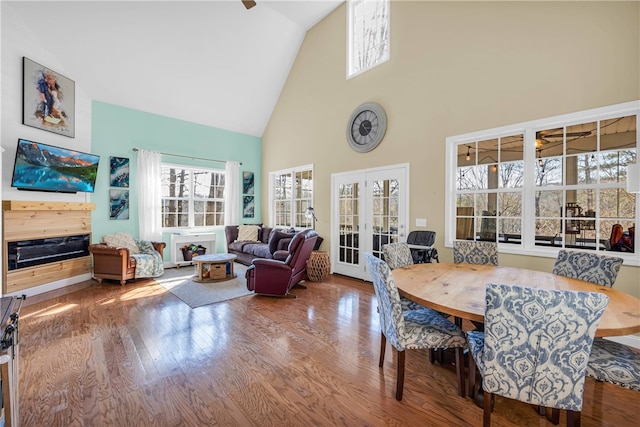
346, 102, 387, 153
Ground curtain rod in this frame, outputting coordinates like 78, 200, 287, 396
132, 148, 242, 165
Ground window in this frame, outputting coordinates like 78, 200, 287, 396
446, 101, 639, 265
161, 164, 225, 229
347, 0, 390, 79
270, 165, 314, 228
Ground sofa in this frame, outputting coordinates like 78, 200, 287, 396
225, 225, 323, 266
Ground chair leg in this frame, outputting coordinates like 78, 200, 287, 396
379, 333, 386, 367
396, 349, 405, 401
455, 347, 465, 397
468, 350, 477, 400
429, 348, 436, 363
550, 408, 560, 425
566, 410, 581, 427
483, 390, 493, 427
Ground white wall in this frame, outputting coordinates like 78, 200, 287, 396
1, 2, 93, 204
1, 3, 95, 295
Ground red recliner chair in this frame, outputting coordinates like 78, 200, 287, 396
245, 229, 319, 297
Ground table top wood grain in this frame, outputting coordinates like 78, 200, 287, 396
392, 262, 640, 337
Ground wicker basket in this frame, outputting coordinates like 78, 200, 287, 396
307, 251, 330, 282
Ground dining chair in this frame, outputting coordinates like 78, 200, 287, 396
382, 243, 423, 311
453, 240, 498, 266
587, 339, 640, 392
382, 242, 414, 270
365, 253, 468, 400
551, 249, 638, 393
552, 249, 623, 287
453, 240, 498, 330
466, 283, 609, 427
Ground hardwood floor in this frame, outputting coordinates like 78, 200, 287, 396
18, 270, 639, 426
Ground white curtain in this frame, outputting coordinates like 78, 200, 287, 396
224, 161, 241, 225
137, 149, 163, 241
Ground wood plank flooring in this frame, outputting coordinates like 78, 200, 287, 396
17, 270, 640, 426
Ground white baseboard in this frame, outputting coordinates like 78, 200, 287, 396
4, 273, 92, 298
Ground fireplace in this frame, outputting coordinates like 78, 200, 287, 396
7, 234, 90, 271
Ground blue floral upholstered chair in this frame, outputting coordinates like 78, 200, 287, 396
586, 339, 640, 392
552, 249, 623, 287
552, 250, 640, 393
382, 242, 414, 270
365, 253, 468, 400
382, 242, 423, 311
453, 240, 498, 266
467, 283, 609, 427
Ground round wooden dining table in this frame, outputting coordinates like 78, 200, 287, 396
393, 262, 640, 337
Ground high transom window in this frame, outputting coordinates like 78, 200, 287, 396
446, 101, 639, 265
347, 0, 390, 79
161, 164, 225, 229
270, 165, 314, 228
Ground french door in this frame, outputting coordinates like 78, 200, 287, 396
331, 164, 409, 280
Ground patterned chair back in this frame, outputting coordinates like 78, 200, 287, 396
382, 242, 414, 269
453, 240, 498, 265
365, 253, 406, 351
482, 283, 609, 411
552, 249, 623, 287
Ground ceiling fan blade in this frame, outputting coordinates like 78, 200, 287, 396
242, 0, 257, 9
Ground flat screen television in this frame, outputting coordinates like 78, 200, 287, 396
11, 138, 100, 193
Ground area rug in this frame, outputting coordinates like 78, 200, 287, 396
155, 262, 252, 309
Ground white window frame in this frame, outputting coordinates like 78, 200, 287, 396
445, 100, 640, 266
269, 164, 314, 229
347, 0, 390, 79
161, 162, 226, 231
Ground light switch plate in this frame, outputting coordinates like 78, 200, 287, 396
416, 218, 427, 227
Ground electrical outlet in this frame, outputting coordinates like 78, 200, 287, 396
416, 218, 427, 227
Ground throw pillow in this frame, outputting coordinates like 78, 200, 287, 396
237, 225, 260, 242
102, 232, 139, 254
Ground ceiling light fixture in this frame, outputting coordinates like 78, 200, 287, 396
537, 149, 543, 167
466, 146, 471, 161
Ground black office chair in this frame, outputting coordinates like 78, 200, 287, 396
406, 231, 439, 264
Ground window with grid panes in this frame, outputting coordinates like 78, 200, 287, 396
270, 166, 314, 228
347, 0, 390, 79
446, 102, 638, 264
161, 164, 225, 229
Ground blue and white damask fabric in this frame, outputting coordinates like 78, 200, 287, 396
587, 338, 640, 391
467, 330, 485, 373
132, 239, 164, 278
481, 283, 609, 411
382, 243, 414, 270
453, 241, 498, 266
364, 253, 466, 352
552, 250, 623, 287
381, 243, 424, 311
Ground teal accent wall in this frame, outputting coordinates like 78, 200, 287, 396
91, 101, 262, 260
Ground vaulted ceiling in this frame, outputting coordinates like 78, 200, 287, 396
7, 0, 343, 137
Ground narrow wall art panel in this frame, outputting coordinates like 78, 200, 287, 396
110, 156, 130, 187
109, 189, 129, 220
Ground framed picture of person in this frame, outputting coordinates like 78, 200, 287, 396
22, 57, 76, 138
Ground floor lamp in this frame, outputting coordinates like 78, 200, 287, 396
305, 207, 317, 229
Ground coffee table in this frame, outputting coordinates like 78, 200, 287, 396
192, 253, 237, 283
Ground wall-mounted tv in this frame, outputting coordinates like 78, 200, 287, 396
11, 138, 100, 193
